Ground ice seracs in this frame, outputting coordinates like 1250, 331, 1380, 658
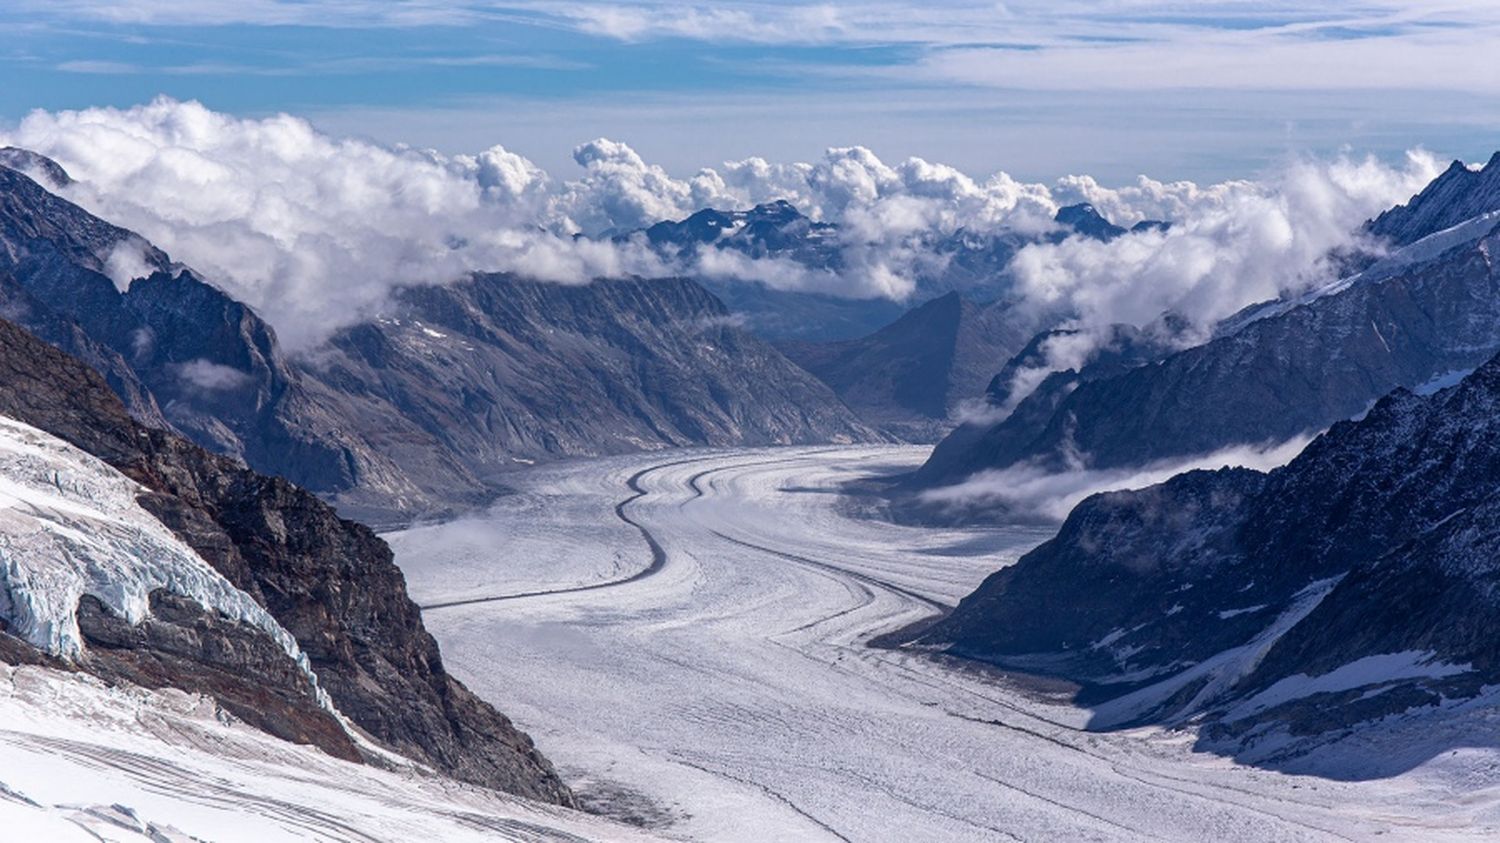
0, 414, 320, 698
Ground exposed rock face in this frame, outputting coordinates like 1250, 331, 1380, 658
779, 292, 1037, 441
303, 272, 879, 518
0, 146, 72, 189
1052, 203, 1126, 241
77, 591, 360, 762
0, 162, 398, 501
1, 160, 880, 517
916, 219, 1500, 490
1369, 153, 1500, 246
914, 352, 1500, 757
0, 312, 572, 804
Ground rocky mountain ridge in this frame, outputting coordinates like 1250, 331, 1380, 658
911, 348, 1500, 764
916, 164, 1500, 496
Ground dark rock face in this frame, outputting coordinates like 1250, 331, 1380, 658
917, 221, 1500, 489
77, 591, 360, 762
779, 292, 1038, 441
1052, 203, 1127, 241
303, 273, 878, 519
915, 352, 1500, 761
0, 162, 393, 500
1369, 153, 1500, 246
0, 313, 572, 804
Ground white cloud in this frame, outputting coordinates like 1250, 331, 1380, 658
1, 98, 668, 348
920, 436, 1314, 521
995, 149, 1444, 406
174, 358, 254, 391
0, 97, 1450, 360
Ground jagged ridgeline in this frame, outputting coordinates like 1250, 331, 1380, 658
915, 153, 1500, 501
910, 348, 1500, 763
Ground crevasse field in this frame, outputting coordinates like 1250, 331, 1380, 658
389, 446, 1500, 842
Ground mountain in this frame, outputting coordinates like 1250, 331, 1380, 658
299, 272, 879, 520
298, 271, 883, 516
0, 158, 399, 500
639, 199, 963, 342
779, 292, 1037, 441
916, 164, 1500, 494
1052, 203, 1126, 241
0, 153, 879, 520
0, 311, 571, 802
908, 350, 1500, 766
1368, 153, 1500, 246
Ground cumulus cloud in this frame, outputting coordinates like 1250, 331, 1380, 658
2, 98, 668, 348
0, 97, 1448, 360
920, 436, 1314, 522
0, 98, 1061, 345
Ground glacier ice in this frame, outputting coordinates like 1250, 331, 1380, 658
0, 415, 328, 708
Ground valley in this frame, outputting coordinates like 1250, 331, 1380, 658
390, 447, 1496, 842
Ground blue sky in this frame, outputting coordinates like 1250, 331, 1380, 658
6, 1, 1500, 182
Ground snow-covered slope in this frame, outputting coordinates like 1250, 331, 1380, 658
0, 415, 315, 681
0, 662, 661, 843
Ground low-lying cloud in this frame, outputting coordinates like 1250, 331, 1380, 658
0, 97, 1446, 354
920, 436, 1315, 522
994, 151, 1443, 406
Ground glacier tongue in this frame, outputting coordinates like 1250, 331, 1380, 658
0, 415, 327, 705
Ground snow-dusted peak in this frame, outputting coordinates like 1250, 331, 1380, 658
0, 415, 321, 696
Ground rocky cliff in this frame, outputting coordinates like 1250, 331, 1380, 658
0, 311, 572, 804
913, 350, 1500, 761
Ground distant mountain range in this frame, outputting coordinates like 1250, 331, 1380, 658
634, 197, 1161, 342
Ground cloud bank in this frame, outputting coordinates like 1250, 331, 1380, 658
921, 436, 1315, 522
989, 150, 1443, 407
1, 97, 1444, 354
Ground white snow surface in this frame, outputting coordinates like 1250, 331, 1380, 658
0, 662, 661, 842
0, 415, 316, 692
390, 446, 1500, 842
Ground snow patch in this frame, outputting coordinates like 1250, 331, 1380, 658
1089, 576, 1344, 728
1224, 651, 1473, 722
1217, 604, 1268, 619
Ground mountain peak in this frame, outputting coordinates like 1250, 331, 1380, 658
0, 147, 72, 189
1369, 149, 1500, 246
1055, 202, 1128, 241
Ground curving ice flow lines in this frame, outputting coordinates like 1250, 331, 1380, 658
420, 454, 716, 611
